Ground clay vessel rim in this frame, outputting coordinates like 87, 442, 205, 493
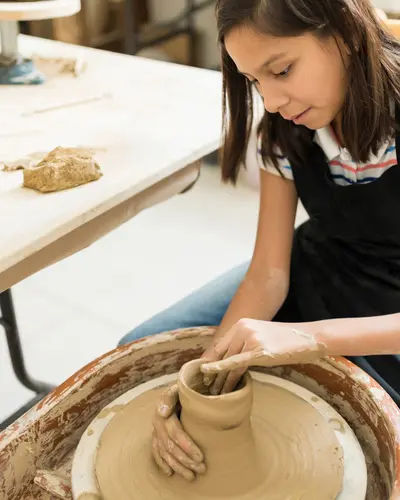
179, 359, 251, 401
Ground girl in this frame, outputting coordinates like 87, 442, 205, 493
120, 0, 400, 481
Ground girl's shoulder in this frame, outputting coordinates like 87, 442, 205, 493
258, 145, 293, 181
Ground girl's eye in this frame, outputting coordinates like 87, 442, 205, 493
274, 65, 291, 78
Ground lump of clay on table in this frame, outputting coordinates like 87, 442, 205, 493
23, 146, 102, 193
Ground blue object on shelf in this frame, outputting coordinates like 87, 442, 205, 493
0, 58, 45, 85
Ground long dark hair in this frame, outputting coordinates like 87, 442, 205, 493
216, 0, 400, 183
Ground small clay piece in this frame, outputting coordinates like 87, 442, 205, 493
32, 55, 87, 78
94, 360, 344, 499
34, 469, 72, 499
23, 147, 102, 193
1, 152, 46, 171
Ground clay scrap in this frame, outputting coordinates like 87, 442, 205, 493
23, 147, 102, 193
34, 469, 72, 499
1, 151, 46, 171
32, 55, 87, 78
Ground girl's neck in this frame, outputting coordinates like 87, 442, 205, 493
331, 114, 345, 148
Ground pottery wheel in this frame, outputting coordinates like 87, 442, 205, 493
72, 371, 367, 500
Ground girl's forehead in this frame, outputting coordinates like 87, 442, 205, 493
225, 26, 315, 70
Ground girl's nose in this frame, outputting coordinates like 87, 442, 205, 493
260, 82, 290, 114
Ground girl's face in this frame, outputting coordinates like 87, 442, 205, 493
224, 24, 350, 130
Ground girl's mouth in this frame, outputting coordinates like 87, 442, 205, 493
292, 108, 311, 124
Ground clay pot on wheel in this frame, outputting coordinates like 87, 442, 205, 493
177, 359, 347, 500
178, 360, 264, 497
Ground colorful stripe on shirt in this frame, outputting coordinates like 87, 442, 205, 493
329, 143, 397, 185
260, 138, 397, 186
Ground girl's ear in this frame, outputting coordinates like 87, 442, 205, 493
343, 39, 359, 56
336, 37, 354, 61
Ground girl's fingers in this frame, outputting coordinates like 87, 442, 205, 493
201, 349, 265, 374
154, 417, 197, 480
202, 335, 230, 361
162, 431, 205, 473
220, 340, 256, 394
221, 367, 247, 394
164, 438, 206, 474
220, 341, 247, 394
203, 372, 217, 387
201, 343, 218, 386
204, 329, 245, 392
153, 414, 176, 457
152, 433, 173, 476
157, 384, 179, 418
201, 340, 229, 387
154, 412, 204, 464
209, 370, 229, 395
208, 337, 246, 394
158, 446, 196, 482
167, 414, 204, 463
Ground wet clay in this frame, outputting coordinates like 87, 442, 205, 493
95, 362, 344, 500
23, 147, 102, 192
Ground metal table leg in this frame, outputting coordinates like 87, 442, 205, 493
0, 20, 19, 61
0, 20, 45, 84
0, 289, 54, 429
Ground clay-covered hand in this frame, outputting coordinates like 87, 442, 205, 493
201, 318, 327, 395
152, 383, 206, 481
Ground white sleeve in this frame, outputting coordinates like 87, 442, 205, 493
261, 157, 293, 180
244, 126, 294, 181
259, 146, 293, 181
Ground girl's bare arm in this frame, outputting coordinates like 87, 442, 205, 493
205, 168, 298, 350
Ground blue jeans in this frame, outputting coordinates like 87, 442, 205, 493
119, 262, 248, 345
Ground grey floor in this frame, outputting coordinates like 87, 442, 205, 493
1, 163, 307, 422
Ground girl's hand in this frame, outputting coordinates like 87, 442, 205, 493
201, 318, 327, 394
152, 384, 206, 481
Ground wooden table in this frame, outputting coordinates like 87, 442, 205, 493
0, 35, 222, 426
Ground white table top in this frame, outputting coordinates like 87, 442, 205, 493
0, 0, 80, 21
0, 36, 222, 275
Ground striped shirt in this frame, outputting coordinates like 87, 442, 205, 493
260, 126, 397, 186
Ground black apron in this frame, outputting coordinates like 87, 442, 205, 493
282, 113, 400, 406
